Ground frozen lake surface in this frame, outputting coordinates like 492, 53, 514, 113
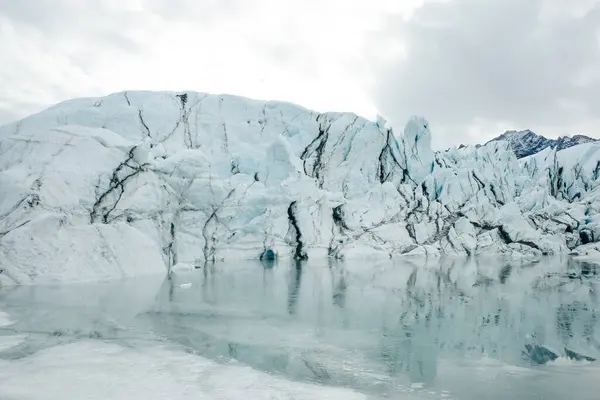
1, 257, 599, 399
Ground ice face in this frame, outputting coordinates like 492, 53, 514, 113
1, 91, 600, 283
400, 116, 434, 184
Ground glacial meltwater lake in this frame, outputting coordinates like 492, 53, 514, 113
0, 257, 599, 399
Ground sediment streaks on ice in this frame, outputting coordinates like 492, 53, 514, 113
2, 91, 600, 283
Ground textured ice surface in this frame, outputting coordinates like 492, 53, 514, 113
0, 309, 25, 356
0, 310, 12, 327
2, 91, 600, 283
0, 341, 373, 400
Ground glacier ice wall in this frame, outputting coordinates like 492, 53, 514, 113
1, 91, 600, 284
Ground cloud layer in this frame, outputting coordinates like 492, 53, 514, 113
1, 0, 599, 148
0, 0, 399, 127
370, 0, 600, 147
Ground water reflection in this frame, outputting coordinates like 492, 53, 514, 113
332, 271, 347, 309
287, 261, 303, 315
0, 257, 599, 399
151, 257, 600, 393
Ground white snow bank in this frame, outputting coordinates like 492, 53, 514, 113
0, 310, 23, 352
0, 310, 12, 327
0, 341, 371, 400
0, 335, 26, 352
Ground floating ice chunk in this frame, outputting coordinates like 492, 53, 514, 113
171, 263, 194, 274
523, 344, 559, 365
564, 347, 596, 362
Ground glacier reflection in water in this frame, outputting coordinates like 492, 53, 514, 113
1, 256, 600, 399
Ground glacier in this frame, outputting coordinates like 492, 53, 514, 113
1, 90, 600, 284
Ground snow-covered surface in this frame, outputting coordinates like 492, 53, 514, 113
0, 309, 25, 353
0, 334, 26, 352
487, 129, 597, 158
0, 310, 12, 327
0, 341, 372, 400
2, 91, 600, 283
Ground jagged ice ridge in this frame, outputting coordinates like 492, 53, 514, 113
1, 91, 600, 284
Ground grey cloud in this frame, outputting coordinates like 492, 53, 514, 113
370, 0, 600, 147
0, 0, 145, 51
0, 0, 65, 29
142, 0, 244, 23
0, 0, 249, 128
0, 0, 154, 126
0, 97, 48, 126
0, 108, 18, 126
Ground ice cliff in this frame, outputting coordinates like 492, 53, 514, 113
1, 91, 600, 284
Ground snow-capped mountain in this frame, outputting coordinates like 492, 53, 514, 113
2, 91, 600, 285
487, 129, 597, 158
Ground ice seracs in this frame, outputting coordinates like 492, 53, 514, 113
399, 116, 434, 184
1, 90, 600, 284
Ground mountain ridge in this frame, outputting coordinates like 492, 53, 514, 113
486, 129, 597, 158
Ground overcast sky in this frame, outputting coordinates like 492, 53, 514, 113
1, 0, 599, 148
